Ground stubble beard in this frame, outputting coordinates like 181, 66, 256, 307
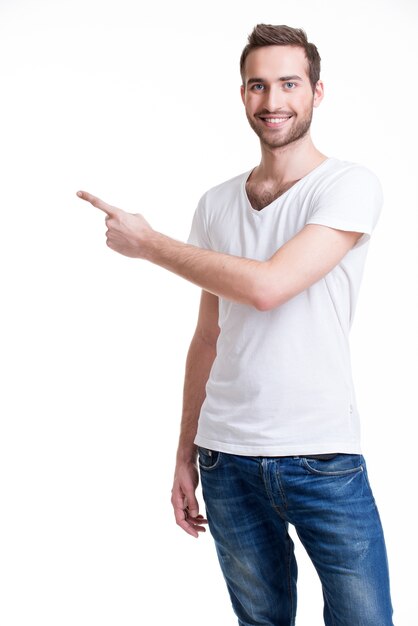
247, 106, 314, 150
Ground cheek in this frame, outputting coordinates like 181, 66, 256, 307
243, 98, 257, 114
292, 94, 314, 112
246, 93, 267, 109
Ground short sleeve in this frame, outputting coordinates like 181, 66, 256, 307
306, 165, 383, 247
187, 193, 212, 250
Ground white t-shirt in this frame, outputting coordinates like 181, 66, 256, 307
187, 157, 383, 456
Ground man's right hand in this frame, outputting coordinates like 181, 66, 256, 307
171, 460, 208, 538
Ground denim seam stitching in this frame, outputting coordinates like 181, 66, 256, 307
198, 451, 223, 472
275, 460, 289, 509
286, 531, 296, 625
323, 589, 337, 626
302, 458, 364, 476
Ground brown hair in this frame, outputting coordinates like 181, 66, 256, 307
240, 24, 321, 92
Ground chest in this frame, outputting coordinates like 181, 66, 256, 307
207, 189, 313, 260
245, 179, 301, 211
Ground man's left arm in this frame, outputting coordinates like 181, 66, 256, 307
77, 190, 362, 311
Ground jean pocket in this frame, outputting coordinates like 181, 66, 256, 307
198, 447, 222, 471
302, 454, 364, 476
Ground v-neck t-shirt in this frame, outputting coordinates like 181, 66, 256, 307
187, 157, 383, 456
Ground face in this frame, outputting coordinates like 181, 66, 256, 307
241, 45, 324, 150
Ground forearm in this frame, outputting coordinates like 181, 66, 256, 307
79, 190, 363, 313
176, 332, 217, 464
78, 190, 270, 308
145, 231, 266, 309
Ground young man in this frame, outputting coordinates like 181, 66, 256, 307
78, 24, 394, 626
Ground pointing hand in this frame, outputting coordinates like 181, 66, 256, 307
77, 190, 153, 259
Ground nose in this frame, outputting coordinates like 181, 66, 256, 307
264, 84, 286, 112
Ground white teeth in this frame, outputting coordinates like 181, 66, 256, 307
264, 117, 290, 124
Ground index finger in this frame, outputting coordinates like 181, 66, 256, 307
76, 190, 119, 216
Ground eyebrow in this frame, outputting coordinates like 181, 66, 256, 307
247, 75, 303, 85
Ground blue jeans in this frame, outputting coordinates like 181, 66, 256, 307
198, 449, 394, 626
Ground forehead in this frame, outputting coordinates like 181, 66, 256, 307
243, 45, 309, 82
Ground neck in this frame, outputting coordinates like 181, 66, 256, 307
255, 133, 327, 183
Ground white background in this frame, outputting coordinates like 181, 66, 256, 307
0, 0, 417, 624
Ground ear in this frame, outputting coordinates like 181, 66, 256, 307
313, 80, 324, 108
240, 84, 245, 104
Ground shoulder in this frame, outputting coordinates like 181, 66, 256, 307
317, 158, 382, 191
308, 159, 383, 211
307, 158, 384, 235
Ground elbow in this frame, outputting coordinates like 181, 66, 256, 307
248, 264, 287, 311
252, 295, 278, 312
252, 293, 270, 311
251, 284, 284, 312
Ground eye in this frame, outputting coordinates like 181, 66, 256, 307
284, 82, 296, 89
251, 84, 265, 91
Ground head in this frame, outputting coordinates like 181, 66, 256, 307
240, 24, 321, 93
240, 24, 324, 150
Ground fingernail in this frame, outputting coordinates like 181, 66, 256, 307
77, 191, 83, 197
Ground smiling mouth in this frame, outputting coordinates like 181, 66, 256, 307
260, 115, 293, 126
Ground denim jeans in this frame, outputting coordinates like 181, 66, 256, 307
198, 449, 394, 626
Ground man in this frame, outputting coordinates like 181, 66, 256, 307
77, 24, 394, 626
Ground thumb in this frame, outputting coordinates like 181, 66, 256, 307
185, 492, 200, 518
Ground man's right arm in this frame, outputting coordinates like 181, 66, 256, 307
171, 290, 220, 538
